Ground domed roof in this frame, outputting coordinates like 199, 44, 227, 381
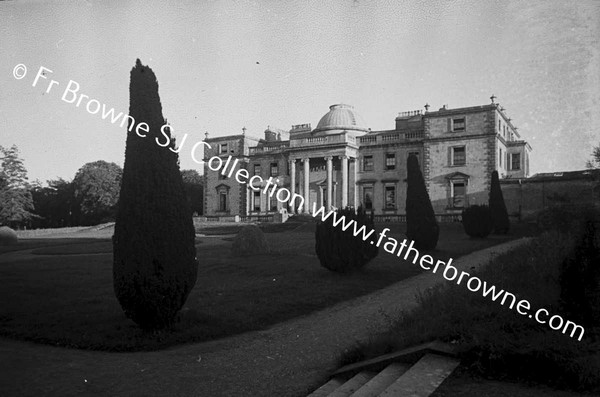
314, 104, 369, 134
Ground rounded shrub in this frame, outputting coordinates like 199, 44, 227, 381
0, 226, 18, 245
231, 225, 269, 256
461, 205, 493, 238
315, 207, 378, 272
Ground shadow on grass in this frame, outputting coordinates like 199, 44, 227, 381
0, 222, 533, 352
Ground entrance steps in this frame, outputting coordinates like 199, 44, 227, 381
307, 341, 460, 397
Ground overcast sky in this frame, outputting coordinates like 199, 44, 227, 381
1, 0, 599, 183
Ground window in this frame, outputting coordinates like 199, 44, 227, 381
452, 146, 466, 166
363, 186, 373, 210
219, 192, 228, 212
270, 162, 278, 177
253, 164, 261, 176
452, 117, 465, 131
385, 186, 396, 209
511, 153, 521, 170
219, 143, 228, 154
451, 181, 466, 208
385, 153, 396, 170
499, 148, 503, 168
270, 195, 278, 211
363, 155, 374, 172
253, 191, 261, 211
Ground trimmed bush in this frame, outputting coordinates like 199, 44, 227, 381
315, 207, 378, 272
113, 59, 197, 330
406, 154, 439, 250
231, 225, 269, 256
461, 205, 493, 238
489, 170, 510, 234
0, 226, 17, 245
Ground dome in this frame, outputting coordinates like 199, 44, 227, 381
314, 104, 369, 134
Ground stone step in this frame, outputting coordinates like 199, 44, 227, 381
379, 353, 460, 397
349, 362, 411, 397
327, 371, 377, 397
307, 376, 347, 397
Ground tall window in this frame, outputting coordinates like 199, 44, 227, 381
452, 117, 465, 131
363, 155, 374, 172
270, 195, 278, 211
452, 146, 466, 166
253, 164, 261, 176
219, 143, 228, 154
219, 192, 228, 212
451, 181, 466, 208
270, 162, 278, 177
384, 186, 396, 209
253, 191, 261, 211
499, 148, 503, 168
511, 153, 521, 170
363, 186, 373, 210
385, 153, 396, 170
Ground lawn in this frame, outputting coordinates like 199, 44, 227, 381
0, 221, 534, 352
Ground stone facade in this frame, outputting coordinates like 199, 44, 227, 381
203, 101, 532, 216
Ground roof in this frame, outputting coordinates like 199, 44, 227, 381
313, 104, 369, 135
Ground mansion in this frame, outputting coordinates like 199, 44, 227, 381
203, 99, 531, 217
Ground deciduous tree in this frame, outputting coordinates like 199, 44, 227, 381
0, 145, 36, 228
72, 160, 122, 225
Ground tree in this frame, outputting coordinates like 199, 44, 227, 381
113, 59, 197, 330
586, 145, 600, 169
0, 145, 36, 228
72, 161, 122, 225
406, 154, 439, 250
181, 169, 204, 216
489, 170, 510, 234
31, 178, 79, 228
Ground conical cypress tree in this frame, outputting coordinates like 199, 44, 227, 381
113, 59, 198, 330
406, 154, 439, 250
489, 170, 510, 234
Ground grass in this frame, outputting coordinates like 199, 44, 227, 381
340, 224, 600, 392
0, 221, 532, 352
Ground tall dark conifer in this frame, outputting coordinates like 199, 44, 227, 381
406, 154, 439, 250
113, 59, 197, 329
489, 170, 510, 234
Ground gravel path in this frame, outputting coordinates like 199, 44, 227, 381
0, 238, 531, 397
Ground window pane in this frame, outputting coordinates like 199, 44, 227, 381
220, 143, 228, 154
453, 147, 466, 165
253, 192, 261, 211
511, 153, 520, 170
363, 187, 373, 210
254, 164, 261, 176
453, 182, 465, 207
386, 153, 395, 170
219, 192, 227, 211
270, 162, 278, 176
385, 186, 395, 209
363, 156, 373, 171
453, 118, 465, 131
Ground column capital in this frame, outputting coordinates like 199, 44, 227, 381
302, 158, 310, 163
338, 155, 349, 160
324, 156, 333, 161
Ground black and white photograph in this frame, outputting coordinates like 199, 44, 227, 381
1, 1, 599, 396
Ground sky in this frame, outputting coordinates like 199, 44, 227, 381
1, 0, 599, 183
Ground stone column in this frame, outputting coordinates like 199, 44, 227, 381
290, 159, 296, 213
340, 155, 348, 208
325, 156, 333, 209
303, 158, 310, 213
353, 157, 359, 208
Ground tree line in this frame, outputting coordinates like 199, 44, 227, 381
0, 145, 203, 229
